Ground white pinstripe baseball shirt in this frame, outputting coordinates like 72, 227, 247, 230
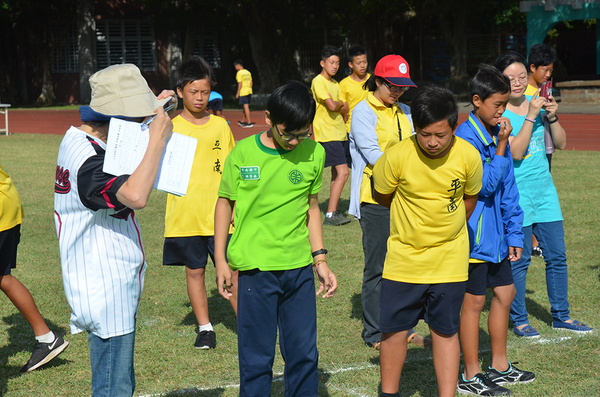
54, 126, 146, 338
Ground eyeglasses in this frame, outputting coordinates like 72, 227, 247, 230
509, 76, 528, 86
382, 80, 410, 93
274, 124, 313, 141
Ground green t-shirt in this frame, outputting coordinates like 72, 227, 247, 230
218, 133, 325, 271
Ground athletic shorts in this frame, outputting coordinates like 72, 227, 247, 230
239, 95, 252, 105
163, 235, 232, 270
207, 98, 223, 112
0, 224, 20, 276
321, 140, 351, 168
380, 279, 466, 335
465, 257, 514, 296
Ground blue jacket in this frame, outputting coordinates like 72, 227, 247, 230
455, 113, 524, 263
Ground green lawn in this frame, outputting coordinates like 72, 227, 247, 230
0, 133, 598, 396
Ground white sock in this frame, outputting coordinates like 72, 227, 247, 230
199, 323, 213, 332
326, 212, 333, 218
36, 331, 55, 344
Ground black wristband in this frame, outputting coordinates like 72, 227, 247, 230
548, 115, 559, 124
311, 248, 328, 257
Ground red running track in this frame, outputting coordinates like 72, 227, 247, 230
2, 108, 599, 151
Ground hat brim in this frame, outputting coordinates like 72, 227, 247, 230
384, 77, 417, 88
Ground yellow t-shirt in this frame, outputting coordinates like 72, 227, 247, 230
164, 115, 235, 237
360, 93, 413, 205
0, 164, 24, 232
524, 84, 538, 96
236, 69, 253, 96
339, 74, 370, 133
373, 136, 483, 284
311, 74, 347, 143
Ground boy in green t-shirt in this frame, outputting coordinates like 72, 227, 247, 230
214, 81, 337, 396
373, 85, 483, 397
339, 45, 370, 133
311, 45, 351, 226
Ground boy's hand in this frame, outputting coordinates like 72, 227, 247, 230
314, 261, 337, 298
542, 95, 559, 119
508, 246, 522, 262
157, 90, 178, 115
497, 117, 512, 142
215, 261, 234, 300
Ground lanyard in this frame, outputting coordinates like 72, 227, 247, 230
467, 114, 496, 146
395, 108, 402, 141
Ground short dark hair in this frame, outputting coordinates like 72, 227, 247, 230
494, 51, 527, 74
321, 45, 341, 61
233, 59, 244, 67
348, 46, 366, 63
468, 64, 511, 105
363, 75, 385, 92
528, 43, 556, 68
176, 56, 215, 90
411, 85, 458, 130
267, 81, 316, 131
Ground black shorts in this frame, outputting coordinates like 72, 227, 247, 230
207, 98, 223, 112
0, 224, 20, 276
321, 140, 351, 168
465, 257, 514, 296
380, 279, 466, 335
163, 235, 232, 270
239, 95, 252, 105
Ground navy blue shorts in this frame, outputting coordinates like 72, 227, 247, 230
465, 257, 514, 296
321, 140, 351, 168
163, 235, 231, 269
0, 224, 20, 275
239, 95, 252, 105
207, 98, 223, 112
380, 279, 466, 335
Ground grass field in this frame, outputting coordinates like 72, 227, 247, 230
0, 133, 599, 397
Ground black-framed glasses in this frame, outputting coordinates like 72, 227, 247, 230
382, 80, 410, 93
274, 124, 313, 141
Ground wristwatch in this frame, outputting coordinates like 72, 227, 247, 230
311, 248, 328, 258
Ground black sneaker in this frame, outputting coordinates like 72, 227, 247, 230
195, 330, 216, 349
532, 246, 543, 257
457, 373, 512, 396
237, 120, 245, 127
323, 211, 351, 226
20, 335, 69, 373
242, 122, 254, 128
486, 362, 535, 385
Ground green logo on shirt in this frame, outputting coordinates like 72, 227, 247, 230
241, 166, 260, 180
288, 169, 303, 184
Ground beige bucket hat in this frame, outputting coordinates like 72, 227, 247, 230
88, 64, 170, 118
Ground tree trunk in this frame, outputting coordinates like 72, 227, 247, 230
78, 0, 96, 104
34, 57, 56, 106
436, 2, 468, 80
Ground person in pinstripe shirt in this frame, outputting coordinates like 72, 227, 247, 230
54, 64, 175, 397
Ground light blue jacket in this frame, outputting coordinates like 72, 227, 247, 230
455, 113, 524, 263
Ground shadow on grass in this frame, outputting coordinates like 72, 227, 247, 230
0, 313, 71, 396
350, 292, 362, 320
180, 289, 237, 334
318, 197, 350, 215
161, 387, 226, 396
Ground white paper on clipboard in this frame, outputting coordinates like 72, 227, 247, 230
102, 118, 197, 196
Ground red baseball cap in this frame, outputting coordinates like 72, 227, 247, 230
374, 55, 417, 87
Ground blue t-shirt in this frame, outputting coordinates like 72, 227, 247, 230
504, 109, 562, 226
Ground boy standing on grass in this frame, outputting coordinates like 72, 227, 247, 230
1, 163, 69, 373
339, 46, 370, 133
214, 81, 337, 396
373, 85, 483, 397
311, 45, 351, 226
234, 59, 254, 128
163, 56, 236, 350
456, 65, 535, 396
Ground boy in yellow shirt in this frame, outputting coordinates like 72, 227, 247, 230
163, 56, 236, 349
373, 85, 483, 397
234, 59, 254, 128
311, 45, 351, 226
339, 46, 370, 133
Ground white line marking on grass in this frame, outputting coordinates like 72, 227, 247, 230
140, 335, 578, 396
